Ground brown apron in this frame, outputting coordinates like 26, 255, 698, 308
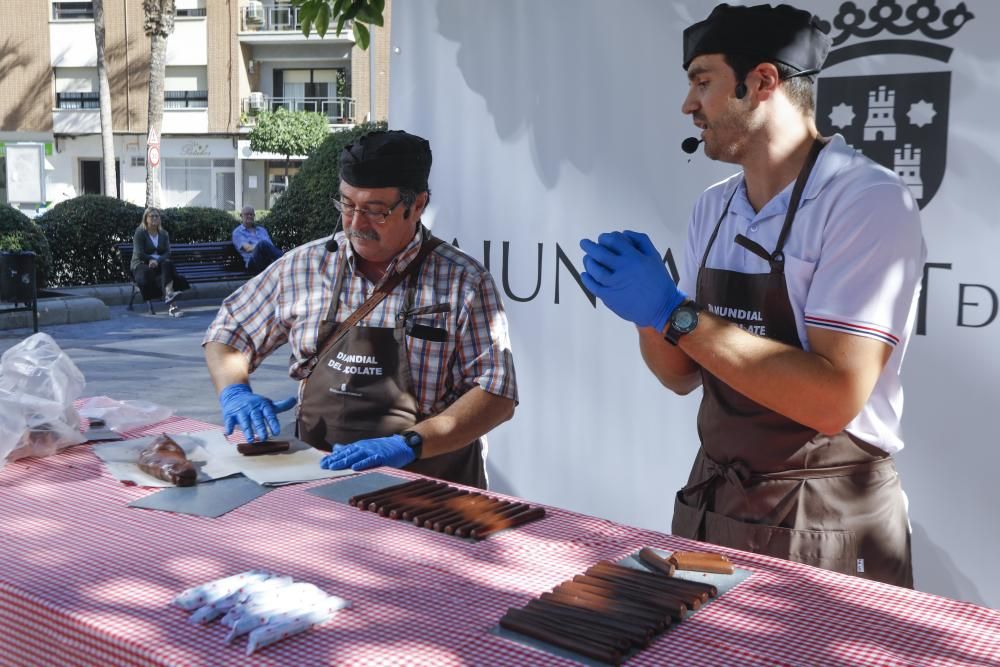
297, 236, 486, 488
672, 139, 913, 588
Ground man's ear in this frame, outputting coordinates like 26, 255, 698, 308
749, 63, 781, 101
407, 191, 430, 220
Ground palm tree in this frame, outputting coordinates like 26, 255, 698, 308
142, 0, 176, 207
93, 0, 117, 198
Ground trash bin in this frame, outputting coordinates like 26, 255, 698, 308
0, 251, 37, 305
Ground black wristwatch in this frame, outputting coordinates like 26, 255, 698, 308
664, 301, 702, 346
400, 430, 423, 460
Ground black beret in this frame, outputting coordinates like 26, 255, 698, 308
682, 3, 831, 74
339, 130, 432, 191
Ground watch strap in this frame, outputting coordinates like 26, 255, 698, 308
400, 430, 423, 460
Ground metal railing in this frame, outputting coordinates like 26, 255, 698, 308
164, 90, 208, 109
55, 92, 99, 109
241, 95, 356, 124
242, 3, 353, 34
52, 2, 94, 20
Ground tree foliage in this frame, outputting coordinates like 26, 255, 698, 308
0, 206, 53, 288
37, 196, 141, 286
248, 108, 330, 161
291, 0, 385, 49
264, 122, 386, 250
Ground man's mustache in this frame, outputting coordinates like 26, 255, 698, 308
347, 229, 380, 241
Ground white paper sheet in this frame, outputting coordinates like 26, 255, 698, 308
94, 431, 356, 487
208, 436, 356, 487
92, 431, 244, 487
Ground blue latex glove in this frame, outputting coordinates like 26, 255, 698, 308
319, 435, 415, 471
219, 383, 297, 442
579, 230, 687, 332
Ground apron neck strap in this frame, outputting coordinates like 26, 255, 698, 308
316, 236, 444, 359
700, 137, 827, 274
771, 137, 826, 268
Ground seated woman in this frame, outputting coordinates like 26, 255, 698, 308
130, 208, 190, 315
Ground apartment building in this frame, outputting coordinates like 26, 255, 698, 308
0, 0, 391, 215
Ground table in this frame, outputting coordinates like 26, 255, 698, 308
0, 407, 998, 666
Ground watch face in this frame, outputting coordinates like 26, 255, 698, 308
673, 308, 697, 332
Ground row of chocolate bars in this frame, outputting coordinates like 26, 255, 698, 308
347, 478, 546, 539
500, 549, 734, 666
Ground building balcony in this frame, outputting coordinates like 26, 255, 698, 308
240, 2, 354, 42
241, 95, 356, 126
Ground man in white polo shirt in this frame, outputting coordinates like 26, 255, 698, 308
580, 3, 925, 588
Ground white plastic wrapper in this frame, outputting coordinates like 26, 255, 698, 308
226, 595, 350, 644
191, 576, 294, 625
246, 613, 329, 656
77, 396, 174, 433
175, 572, 349, 654
0, 333, 86, 467
172, 571, 271, 611
219, 581, 328, 625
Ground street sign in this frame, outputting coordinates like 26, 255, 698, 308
147, 127, 160, 146
147, 145, 160, 168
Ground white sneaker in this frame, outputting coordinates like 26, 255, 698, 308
168, 304, 183, 317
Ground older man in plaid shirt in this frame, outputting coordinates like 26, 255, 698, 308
203, 131, 517, 487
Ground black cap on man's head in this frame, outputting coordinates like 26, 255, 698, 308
682, 3, 831, 74
339, 130, 432, 191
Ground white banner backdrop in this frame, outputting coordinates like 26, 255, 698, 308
389, 0, 1000, 608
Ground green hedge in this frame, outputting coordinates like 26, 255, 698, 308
265, 121, 387, 249
38, 195, 144, 286
0, 205, 53, 287
161, 207, 238, 243
37, 195, 237, 287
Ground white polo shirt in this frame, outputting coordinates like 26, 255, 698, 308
678, 134, 927, 454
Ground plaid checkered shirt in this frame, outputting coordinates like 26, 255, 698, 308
203, 225, 518, 416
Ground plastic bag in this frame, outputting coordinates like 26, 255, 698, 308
77, 397, 174, 433
0, 333, 87, 466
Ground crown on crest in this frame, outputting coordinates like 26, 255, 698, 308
829, 0, 975, 46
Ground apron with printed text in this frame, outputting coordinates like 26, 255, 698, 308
297, 240, 486, 488
671, 139, 913, 587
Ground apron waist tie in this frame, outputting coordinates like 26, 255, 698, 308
749, 455, 894, 482
680, 456, 752, 510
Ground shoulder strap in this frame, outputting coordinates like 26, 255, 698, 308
313, 237, 444, 359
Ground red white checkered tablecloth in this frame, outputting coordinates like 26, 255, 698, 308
0, 403, 996, 666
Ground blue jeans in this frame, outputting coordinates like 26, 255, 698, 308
247, 240, 283, 275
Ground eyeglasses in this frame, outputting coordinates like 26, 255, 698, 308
332, 197, 404, 225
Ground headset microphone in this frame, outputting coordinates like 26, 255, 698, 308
681, 137, 704, 154
325, 216, 344, 252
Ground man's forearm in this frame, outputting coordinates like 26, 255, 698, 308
675, 312, 888, 435
638, 326, 702, 394
204, 341, 252, 393
409, 387, 516, 459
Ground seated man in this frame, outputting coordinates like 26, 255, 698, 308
233, 207, 283, 275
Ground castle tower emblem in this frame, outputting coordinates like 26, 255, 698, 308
894, 144, 924, 200
816, 0, 974, 209
864, 85, 897, 142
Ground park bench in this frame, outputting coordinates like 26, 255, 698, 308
115, 241, 248, 314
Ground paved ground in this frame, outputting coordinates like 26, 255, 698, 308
0, 299, 299, 431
